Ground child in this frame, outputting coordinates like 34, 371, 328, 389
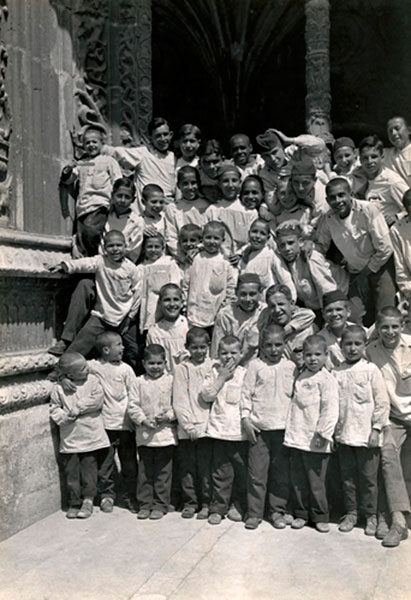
175, 123, 201, 169
288, 157, 328, 234
176, 224, 203, 272
390, 189, 411, 302
239, 219, 294, 293
49, 352, 109, 519
136, 234, 182, 334
229, 133, 264, 179
319, 291, 354, 368
255, 129, 289, 210
198, 139, 223, 204
384, 116, 411, 187
331, 137, 358, 178
284, 334, 339, 532
202, 335, 248, 524
127, 344, 177, 520
334, 326, 389, 535
182, 221, 237, 330
61, 125, 122, 256
173, 327, 213, 519
211, 273, 265, 365
270, 181, 312, 236
88, 332, 138, 513
140, 183, 167, 240
146, 284, 188, 374
48, 230, 140, 358
165, 166, 209, 256
241, 325, 297, 530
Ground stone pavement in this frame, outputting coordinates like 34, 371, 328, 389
0, 507, 409, 600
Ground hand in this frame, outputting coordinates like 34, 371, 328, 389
258, 204, 273, 221
68, 406, 80, 419
119, 316, 131, 336
144, 224, 159, 237
44, 263, 65, 273
301, 240, 314, 260
218, 359, 237, 383
314, 433, 327, 449
61, 165, 74, 181
155, 412, 169, 425
242, 418, 260, 444
228, 254, 241, 266
188, 429, 199, 441
142, 418, 157, 429
61, 377, 77, 394
185, 247, 200, 264
368, 429, 380, 448
385, 214, 398, 227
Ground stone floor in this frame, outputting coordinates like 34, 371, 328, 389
0, 507, 409, 600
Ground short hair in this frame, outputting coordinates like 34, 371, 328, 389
177, 123, 202, 141
218, 335, 241, 350
148, 117, 170, 136
199, 139, 222, 158
142, 183, 164, 202
143, 343, 166, 361
325, 177, 351, 196
359, 134, 384, 155
240, 174, 265, 196
275, 221, 303, 239
341, 325, 366, 343
83, 125, 105, 139
178, 223, 202, 240
229, 133, 251, 147
186, 326, 210, 346
376, 305, 403, 325
260, 324, 285, 344
177, 165, 201, 187
95, 331, 122, 355
203, 220, 226, 238
388, 115, 408, 128
143, 232, 165, 250
112, 177, 135, 197
158, 283, 182, 300
236, 273, 263, 290
266, 284, 293, 303
249, 218, 270, 233
104, 230, 125, 244
58, 352, 86, 373
402, 189, 411, 210
303, 334, 327, 353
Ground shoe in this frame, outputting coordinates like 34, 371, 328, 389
245, 517, 261, 530
77, 499, 93, 519
48, 340, 68, 356
271, 512, 286, 529
123, 496, 138, 514
375, 514, 390, 540
227, 504, 243, 522
100, 497, 114, 513
208, 513, 222, 525
382, 523, 408, 547
291, 518, 306, 530
149, 509, 164, 520
197, 506, 209, 520
338, 513, 357, 533
364, 515, 377, 536
137, 509, 150, 520
181, 507, 196, 519
283, 513, 294, 526
316, 522, 330, 533
66, 507, 79, 519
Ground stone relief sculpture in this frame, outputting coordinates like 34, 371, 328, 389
0, 0, 11, 224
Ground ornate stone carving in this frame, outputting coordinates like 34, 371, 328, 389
134, 0, 152, 135
0, 1, 11, 225
304, 0, 332, 140
0, 378, 53, 413
0, 351, 58, 378
0, 228, 72, 274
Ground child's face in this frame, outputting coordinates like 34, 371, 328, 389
240, 180, 263, 210
237, 282, 261, 313
341, 332, 365, 364
323, 301, 350, 331
291, 175, 315, 200
260, 332, 285, 365
277, 234, 302, 263
83, 131, 103, 158
143, 354, 166, 379
62, 359, 89, 384
219, 171, 241, 201
278, 186, 298, 211
144, 237, 164, 261
144, 191, 165, 218
248, 222, 269, 250
178, 172, 199, 202
218, 342, 241, 367
377, 316, 402, 349
160, 289, 183, 321
186, 337, 209, 365
105, 337, 124, 363
326, 182, 352, 218
334, 146, 356, 173
112, 186, 134, 215
200, 153, 222, 179
230, 136, 252, 166
179, 133, 200, 161
387, 117, 410, 150
179, 232, 202, 255
303, 343, 327, 373
267, 292, 294, 326
151, 124, 173, 153
359, 146, 383, 179
202, 228, 224, 255
262, 147, 285, 171
104, 235, 126, 261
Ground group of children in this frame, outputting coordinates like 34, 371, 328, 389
47, 114, 411, 548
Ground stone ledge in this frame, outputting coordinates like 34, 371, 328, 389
0, 350, 58, 377
0, 377, 54, 414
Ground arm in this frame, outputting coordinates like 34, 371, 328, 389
314, 213, 332, 255
370, 366, 390, 433
367, 208, 393, 273
164, 205, 179, 257
201, 366, 234, 403
308, 251, 349, 300
103, 145, 143, 170
391, 226, 411, 298
240, 362, 261, 443
127, 267, 143, 321
127, 380, 152, 427
315, 373, 339, 442
107, 156, 123, 185
224, 263, 238, 305
270, 251, 297, 301
49, 387, 76, 426
287, 307, 316, 336
211, 310, 230, 359
76, 379, 104, 414
61, 255, 101, 275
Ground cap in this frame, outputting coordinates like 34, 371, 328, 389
255, 129, 282, 152
323, 290, 348, 307
291, 156, 316, 176
217, 164, 241, 178
333, 137, 355, 153
237, 273, 262, 287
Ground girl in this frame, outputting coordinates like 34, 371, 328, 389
175, 124, 202, 169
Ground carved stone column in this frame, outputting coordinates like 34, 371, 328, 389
304, 0, 332, 141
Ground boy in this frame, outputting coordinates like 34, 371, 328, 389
49, 352, 109, 519
88, 332, 139, 513
182, 221, 237, 330
255, 129, 289, 211
319, 291, 354, 368
390, 189, 411, 302
202, 335, 248, 524
173, 327, 213, 519
384, 116, 411, 186
334, 326, 389, 535
48, 230, 140, 358
176, 224, 203, 272
331, 137, 357, 178
284, 335, 339, 532
211, 273, 265, 365
140, 183, 167, 240
229, 133, 264, 179
61, 125, 122, 256
127, 344, 177, 519
288, 157, 328, 235
241, 325, 296, 530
